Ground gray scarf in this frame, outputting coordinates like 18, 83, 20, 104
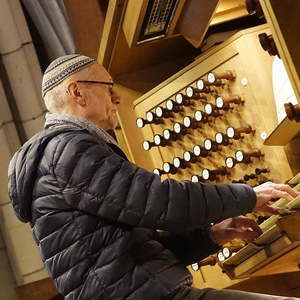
44, 112, 120, 148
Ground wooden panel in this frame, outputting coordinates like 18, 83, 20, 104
16, 278, 59, 300
259, 0, 300, 102
211, 0, 248, 25
251, 246, 300, 277
98, 0, 126, 69
175, 0, 218, 47
259, 0, 300, 146
64, 0, 105, 58
122, 0, 147, 47
264, 117, 300, 146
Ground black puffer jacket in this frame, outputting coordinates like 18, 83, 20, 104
8, 125, 256, 300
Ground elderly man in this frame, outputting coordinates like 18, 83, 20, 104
8, 54, 300, 300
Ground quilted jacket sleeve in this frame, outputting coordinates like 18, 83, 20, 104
50, 132, 256, 233
156, 228, 221, 265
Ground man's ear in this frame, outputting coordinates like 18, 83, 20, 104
67, 82, 86, 106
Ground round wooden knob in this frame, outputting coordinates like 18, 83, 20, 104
225, 156, 237, 169
216, 96, 244, 110
163, 129, 178, 141
215, 132, 231, 146
136, 117, 147, 128
207, 70, 236, 86
258, 33, 279, 57
232, 179, 246, 184
245, 0, 264, 18
204, 103, 222, 117
226, 125, 254, 139
173, 122, 188, 135
222, 247, 231, 259
255, 167, 270, 175
155, 106, 172, 118
194, 110, 209, 123
146, 111, 155, 122
185, 86, 207, 100
191, 174, 201, 182
142, 140, 154, 151
204, 138, 219, 152
243, 173, 257, 181
235, 149, 263, 163
191, 263, 200, 271
175, 92, 193, 106
284, 103, 300, 121
165, 99, 182, 113
154, 134, 167, 147
196, 79, 213, 93
202, 166, 227, 181
162, 162, 177, 174
183, 151, 200, 164
193, 145, 209, 158
153, 168, 165, 176
173, 156, 188, 169
183, 116, 202, 129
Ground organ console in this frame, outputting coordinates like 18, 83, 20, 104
131, 20, 299, 293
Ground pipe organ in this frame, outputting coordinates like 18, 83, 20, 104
133, 25, 299, 289
94, 0, 300, 296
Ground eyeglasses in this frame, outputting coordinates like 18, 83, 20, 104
77, 80, 114, 86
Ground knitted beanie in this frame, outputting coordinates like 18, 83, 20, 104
42, 54, 95, 98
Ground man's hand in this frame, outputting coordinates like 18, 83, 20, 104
209, 216, 262, 246
253, 182, 300, 214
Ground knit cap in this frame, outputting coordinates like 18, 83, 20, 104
42, 54, 95, 98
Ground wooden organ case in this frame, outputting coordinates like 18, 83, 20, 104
97, 0, 300, 297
